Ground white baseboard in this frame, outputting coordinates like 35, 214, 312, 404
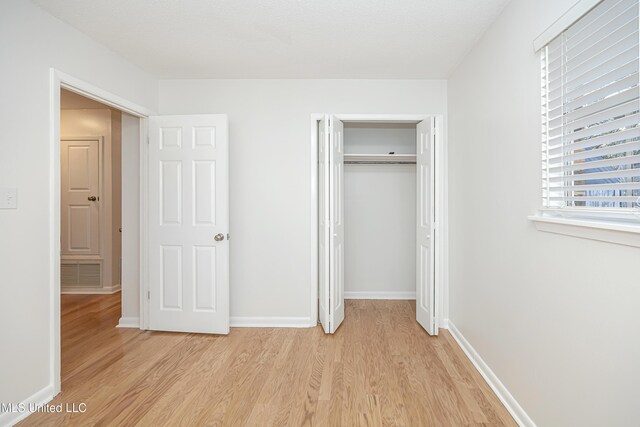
116, 316, 140, 329
0, 383, 56, 427
439, 317, 449, 329
447, 320, 535, 427
61, 285, 121, 295
344, 291, 416, 300
230, 316, 313, 328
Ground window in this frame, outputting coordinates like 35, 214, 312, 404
540, 0, 640, 217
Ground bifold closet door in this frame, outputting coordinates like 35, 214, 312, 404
318, 117, 331, 333
148, 114, 229, 334
416, 119, 437, 336
318, 115, 345, 334
329, 116, 345, 333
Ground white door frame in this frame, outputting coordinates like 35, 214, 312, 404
49, 69, 155, 394
309, 113, 448, 329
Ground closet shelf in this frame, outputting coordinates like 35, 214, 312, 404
344, 153, 416, 164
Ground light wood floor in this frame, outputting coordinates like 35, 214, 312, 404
21, 294, 514, 426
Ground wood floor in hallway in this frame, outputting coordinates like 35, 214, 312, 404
20, 294, 515, 426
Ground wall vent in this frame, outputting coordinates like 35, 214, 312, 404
61, 262, 102, 288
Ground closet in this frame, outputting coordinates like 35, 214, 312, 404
318, 115, 440, 336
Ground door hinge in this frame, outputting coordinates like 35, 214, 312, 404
146, 136, 150, 145
147, 290, 150, 300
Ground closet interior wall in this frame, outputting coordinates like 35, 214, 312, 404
343, 123, 417, 299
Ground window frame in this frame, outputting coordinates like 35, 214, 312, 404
531, 0, 640, 243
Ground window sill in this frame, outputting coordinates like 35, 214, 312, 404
528, 215, 640, 248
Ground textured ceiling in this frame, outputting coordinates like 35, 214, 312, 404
32, 0, 510, 79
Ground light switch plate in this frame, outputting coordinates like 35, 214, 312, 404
0, 187, 17, 209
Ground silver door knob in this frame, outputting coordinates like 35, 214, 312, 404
88, 196, 97, 201
214, 233, 225, 241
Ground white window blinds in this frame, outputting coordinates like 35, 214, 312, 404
541, 0, 640, 210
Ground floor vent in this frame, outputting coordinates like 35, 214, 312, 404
61, 262, 102, 288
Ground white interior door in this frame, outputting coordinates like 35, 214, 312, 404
416, 118, 437, 335
148, 114, 229, 334
329, 115, 345, 333
61, 138, 101, 256
318, 117, 331, 333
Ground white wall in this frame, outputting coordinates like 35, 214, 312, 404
120, 113, 141, 324
0, 0, 156, 414
111, 111, 122, 287
344, 164, 416, 296
158, 79, 447, 320
343, 122, 417, 154
448, 0, 640, 425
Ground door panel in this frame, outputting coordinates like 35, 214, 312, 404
149, 114, 229, 334
416, 119, 437, 335
68, 206, 92, 250
329, 116, 345, 333
193, 161, 216, 225
160, 161, 182, 225
318, 117, 331, 333
61, 139, 100, 255
160, 245, 183, 310
193, 246, 216, 311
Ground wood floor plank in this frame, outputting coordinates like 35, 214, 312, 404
19, 296, 516, 427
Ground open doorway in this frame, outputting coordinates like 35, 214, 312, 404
51, 71, 232, 395
50, 71, 150, 394
58, 89, 126, 387
60, 89, 122, 295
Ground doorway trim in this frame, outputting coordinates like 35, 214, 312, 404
309, 113, 448, 329
49, 69, 154, 395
